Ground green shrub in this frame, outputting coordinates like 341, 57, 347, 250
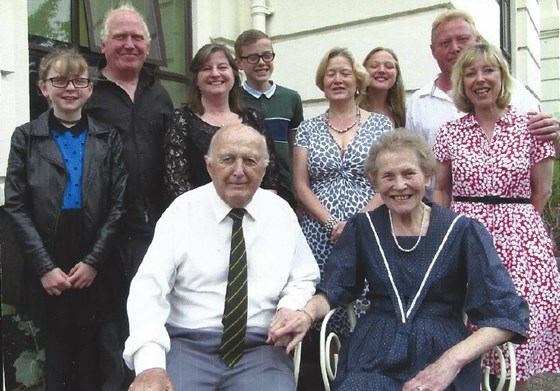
1, 303, 45, 389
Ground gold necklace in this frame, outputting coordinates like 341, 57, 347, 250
204, 113, 225, 127
388, 205, 426, 253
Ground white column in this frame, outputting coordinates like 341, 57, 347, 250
251, 0, 273, 32
0, 1, 30, 206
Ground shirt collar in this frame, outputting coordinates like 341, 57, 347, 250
95, 58, 154, 87
208, 184, 260, 223
462, 105, 516, 129
416, 75, 452, 102
242, 81, 276, 99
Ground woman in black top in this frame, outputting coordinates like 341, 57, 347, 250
164, 43, 278, 203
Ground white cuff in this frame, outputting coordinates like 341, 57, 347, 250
133, 342, 167, 374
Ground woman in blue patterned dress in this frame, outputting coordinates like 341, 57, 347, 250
292, 47, 392, 390
270, 129, 528, 391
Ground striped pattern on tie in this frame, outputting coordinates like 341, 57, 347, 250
220, 208, 248, 368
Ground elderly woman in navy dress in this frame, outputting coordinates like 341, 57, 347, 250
271, 129, 528, 391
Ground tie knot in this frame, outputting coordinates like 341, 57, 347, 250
228, 208, 246, 221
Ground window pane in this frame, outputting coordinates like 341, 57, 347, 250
28, 0, 72, 45
29, 53, 50, 120
79, 0, 89, 48
160, 79, 187, 108
159, 0, 186, 75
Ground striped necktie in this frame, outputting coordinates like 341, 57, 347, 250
220, 208, 248, 368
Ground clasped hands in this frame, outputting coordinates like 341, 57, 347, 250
40, 262, 97, 296
267, 308, 313, 353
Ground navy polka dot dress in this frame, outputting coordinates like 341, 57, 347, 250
319, 204, 528, 390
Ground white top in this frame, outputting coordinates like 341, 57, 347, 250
406, 75, 541, 146
123, 183, 320, 373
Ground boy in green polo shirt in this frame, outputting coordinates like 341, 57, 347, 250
235, 30, 304, 209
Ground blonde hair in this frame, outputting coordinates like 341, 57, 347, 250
38, 49, 90, 83
101, 3, 151, 44
360, 47, 406, 127
431, 9, 480, 44
451, 43, 513, 113
315, 47, 369, 101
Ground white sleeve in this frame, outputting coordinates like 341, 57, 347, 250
123, 207, 179, 372
276, 221, 320, 310
511, 78, 541, 113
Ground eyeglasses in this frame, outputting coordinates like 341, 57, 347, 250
47, 77, 91, 88
239, 52, 275, 64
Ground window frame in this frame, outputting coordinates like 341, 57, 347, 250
498, 0, 512, 65
84, 0, 168, 66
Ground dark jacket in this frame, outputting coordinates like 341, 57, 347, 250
85, 62, 173, 235
4, 110, 127, 277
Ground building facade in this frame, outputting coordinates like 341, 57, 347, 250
1, 0, 559, 201
1, 0, 559, 387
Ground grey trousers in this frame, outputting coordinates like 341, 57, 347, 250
166, 325, 296, 391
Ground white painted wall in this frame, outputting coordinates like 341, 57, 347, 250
0, 1, 30, 205
541, 0, 560, 114
189, 0, 533, 119
0, 0, 558, 207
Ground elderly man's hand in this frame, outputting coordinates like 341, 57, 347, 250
129, 368, 174, 391
528, 112, 560, 142
267, 308, 313, 353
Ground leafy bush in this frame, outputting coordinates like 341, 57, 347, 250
1, 303, 45, 389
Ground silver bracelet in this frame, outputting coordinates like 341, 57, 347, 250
324, 215, 340, 235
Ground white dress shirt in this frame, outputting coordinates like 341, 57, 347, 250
123, 183, 320, 373
406, 75, 540, 146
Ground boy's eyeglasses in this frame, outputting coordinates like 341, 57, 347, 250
239, 52, 275, 64
47, 77, 91, 88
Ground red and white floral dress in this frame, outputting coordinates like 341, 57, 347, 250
433, 106, 560, 380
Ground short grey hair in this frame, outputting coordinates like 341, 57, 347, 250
100, 3, 151, 44
365, 128, 435, 187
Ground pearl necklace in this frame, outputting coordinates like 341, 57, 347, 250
325, 106, 361, 134
388, 205, 426, 253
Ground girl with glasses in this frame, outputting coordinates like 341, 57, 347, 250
4, 49, 127, 390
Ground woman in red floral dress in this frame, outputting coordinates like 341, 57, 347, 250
433, 43, 560, 390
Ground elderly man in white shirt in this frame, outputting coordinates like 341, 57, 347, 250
125, 124, 320, 391
406, 9, 559, 148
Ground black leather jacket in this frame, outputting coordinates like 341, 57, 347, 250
4, 111, 128, 277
